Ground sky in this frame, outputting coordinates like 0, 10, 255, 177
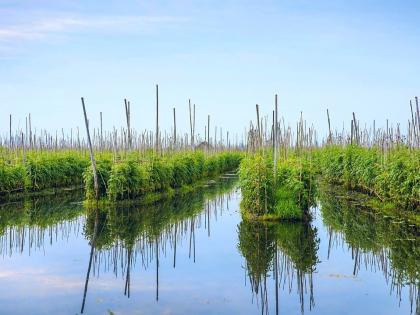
0, 0, 419, 140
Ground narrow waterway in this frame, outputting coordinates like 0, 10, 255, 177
0, 177, 418, 315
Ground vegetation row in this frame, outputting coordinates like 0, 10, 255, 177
239, 152, 316, 221
84, 151, 243, 201
0, 150, 90, 198
316, 145, 420, 211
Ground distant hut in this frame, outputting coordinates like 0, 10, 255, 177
196, 141, 213, 150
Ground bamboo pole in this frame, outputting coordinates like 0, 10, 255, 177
273, 95, 278, 181
9, 114, 12, 148
327, 109, 332, 144
193, 104, 196, 147
189, 99, 193, 147
256, 104, 261, 148
124, 99, 131, 149
173, 107, 177, 146
155, 84, 159, 153
100, 112, 103, 150
81, 97, 99, 200
207, 115, 210, 150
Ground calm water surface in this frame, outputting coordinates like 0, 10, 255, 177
0, 178, 418, 315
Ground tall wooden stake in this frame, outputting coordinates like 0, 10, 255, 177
189, 99, 193, 147
207, 115, 210, 150
9, 114, 12, 148
327, 109, 332, 144
81, 97, 99, 200
155, 84, 159, 153
274, 95, 278, 181
100, 112, 103, 149
173, 107, 177, 146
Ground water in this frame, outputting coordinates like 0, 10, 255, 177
0, 178, 418, 315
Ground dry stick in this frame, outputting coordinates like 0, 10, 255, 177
273, 95, 278, 182
410, 100, 416, 148
81, 97, 99, 200
100, 112, 103, 150
155, 84, 159, 154
173, 107, 177, 146
352, 112, 358, 145
227, 131, 229, 149
193, 104, 196, 147
189, 99, 193, 147
256, 104, 261, 148
214, 126, 217, 152
29, 113, 32, 149
25, 117, 28, 148
327, 109, 332, 144
124, 99, 131, 150
207, 115, 210, 150
415, 96, 420, 146
9, 114, 12, 148
21, 131, 26, 165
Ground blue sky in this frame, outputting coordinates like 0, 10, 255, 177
1, 0, 419, 139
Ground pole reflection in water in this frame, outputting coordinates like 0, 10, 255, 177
81, 207, 98, 313
0, 177, 418, 315
81, 176, 237, 310
238, 219, 319, 315
0, 191, 84, 257
318, 184, 419, 315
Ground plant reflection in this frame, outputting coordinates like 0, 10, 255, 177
81, 176, 238, 312
319, 184, 419, 314
238, 219, 319, 314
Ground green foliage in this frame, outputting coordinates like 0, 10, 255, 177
149, 157, 173, 191
0, 150, 89, 198
0, 148, 241, 202
0, 163, 27, 194
107, 160, 151, 201
273, 188, 303, 220
239, 153, 316, 220
275, 158, 316, 218
26, 152, 89, 190
317, 145, 420, 211
170, 153, 203, 187
96, 151, 242, 202
239, 153, 274, 216
83, 158, 113, 199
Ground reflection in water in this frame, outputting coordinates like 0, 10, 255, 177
319, 184, 420, 314
238, 220, 319, 314
81, 176, 238, 312
0, 191, 84, 257
0, 179, 418, 314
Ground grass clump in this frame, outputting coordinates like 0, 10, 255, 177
239, 153, 316, 221
317, 145, 420, 211
239, 153, 274, 216
25, 152, 89, 190
0, 163, 27, 195
0, 150, 89, 199
83, 158, 113, 199
107, 160, 151, 201
84, 151, 243, 202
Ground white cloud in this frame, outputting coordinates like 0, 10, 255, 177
0, 15, 188, 43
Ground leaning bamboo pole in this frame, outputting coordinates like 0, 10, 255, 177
81, 97, 99, 200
